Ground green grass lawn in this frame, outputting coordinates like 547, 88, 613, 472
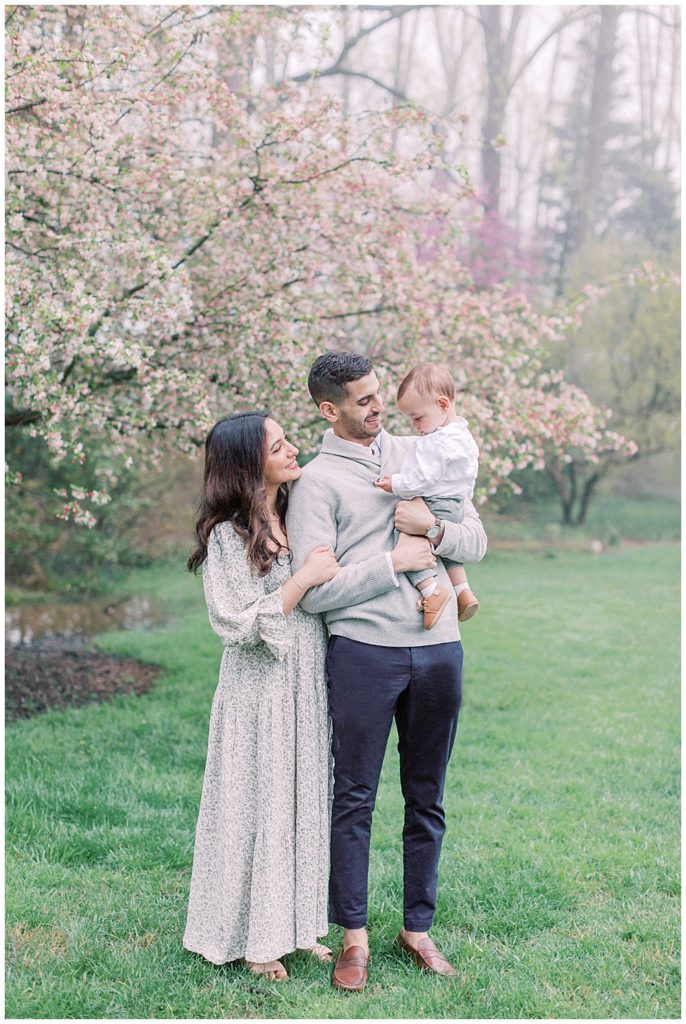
5, 542, 680, 1018
489, 492, 680, 549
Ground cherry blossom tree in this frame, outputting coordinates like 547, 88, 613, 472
5, 5, 672, 528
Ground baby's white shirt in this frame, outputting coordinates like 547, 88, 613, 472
390, 418, 479, 500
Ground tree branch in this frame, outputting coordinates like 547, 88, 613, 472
504, 6, 524, 69
143, 6, 184, 38
328, 7, 425, 71
60, 356, 78, 385
281, 153, 391, 185
6, 97, 48, 116
84, 182, 258, 339
289, 5, 422, 100
6, 408, 42, 427
509, 7, 597, 91
312, 67, 410, 103
624, 6, 680, 29
6, 240, 53, 260
148, 32, 198, 91
318, 304, 394, 321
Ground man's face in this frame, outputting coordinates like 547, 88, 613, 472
326, 371, 385, 444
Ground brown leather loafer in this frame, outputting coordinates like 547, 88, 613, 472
332, 944, 370, 991
397, 932, 456, 976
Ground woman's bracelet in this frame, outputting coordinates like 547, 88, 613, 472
291, 575, 307, 593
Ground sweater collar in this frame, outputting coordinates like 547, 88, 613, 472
320, 427, 388, 465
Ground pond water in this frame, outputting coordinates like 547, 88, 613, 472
5, 595, 163, 647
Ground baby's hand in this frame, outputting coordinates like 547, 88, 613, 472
374, 475, 393, 493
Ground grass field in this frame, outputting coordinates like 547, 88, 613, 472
5, 540, 680, 1019
489, 492, 681, 549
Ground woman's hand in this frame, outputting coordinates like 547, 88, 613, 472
298, 545, 340, 588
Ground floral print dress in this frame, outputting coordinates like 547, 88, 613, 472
183, 521, 330, 965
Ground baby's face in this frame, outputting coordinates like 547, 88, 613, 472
397, 386, 449, 435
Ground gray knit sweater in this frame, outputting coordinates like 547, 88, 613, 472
286, 428, 487, 647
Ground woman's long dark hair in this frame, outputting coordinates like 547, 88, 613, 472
188, 411, 290, 576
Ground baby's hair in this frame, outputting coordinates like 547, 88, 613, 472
397, 362, 456, 402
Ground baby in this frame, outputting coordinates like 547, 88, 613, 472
374, 362, 480, 631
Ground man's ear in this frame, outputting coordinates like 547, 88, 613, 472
319, 401, 338, 424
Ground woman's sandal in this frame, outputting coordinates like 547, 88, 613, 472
246, 959, 288, 981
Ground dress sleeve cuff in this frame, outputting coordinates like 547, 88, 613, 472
257, 587, 294, 661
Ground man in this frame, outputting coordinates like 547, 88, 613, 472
286, 350, 487, 991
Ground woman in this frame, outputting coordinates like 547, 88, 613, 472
183, 411, 339, 981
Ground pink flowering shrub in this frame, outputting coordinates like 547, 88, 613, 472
6, 7, 677, 524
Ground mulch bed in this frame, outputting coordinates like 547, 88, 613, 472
5, 644, 160, 722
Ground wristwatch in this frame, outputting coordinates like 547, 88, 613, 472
425, 516, 442, 541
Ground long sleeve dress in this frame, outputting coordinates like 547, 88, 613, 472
182, 521, 331, 965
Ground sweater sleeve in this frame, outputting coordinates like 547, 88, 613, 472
202, 523, 293, 661
432, 497, 488, 565
286, 472, 397, 614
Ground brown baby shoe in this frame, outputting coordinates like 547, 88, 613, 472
457, 588, 480, 622
416, 584, 452, 630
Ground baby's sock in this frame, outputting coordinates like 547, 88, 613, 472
418, 581, 438, 597
452, 583, 469, 597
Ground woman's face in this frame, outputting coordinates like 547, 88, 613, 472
263, 417, 301, 486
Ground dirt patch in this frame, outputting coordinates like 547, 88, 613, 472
5, 643, 160, 722
10, 924, 68, 958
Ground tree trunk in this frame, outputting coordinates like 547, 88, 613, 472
547, 462, 576, 525
534, 31, 563, 237
479, 6, 509, 214
390, 15, 405, 153
340, 7, 351, 117
573, 5, 622, 251
661, 12, 679, 173
575, 471, 602, 525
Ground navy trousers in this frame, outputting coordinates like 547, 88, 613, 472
326, 635, 463, 931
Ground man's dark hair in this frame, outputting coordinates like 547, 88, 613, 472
308, 350, 374, 406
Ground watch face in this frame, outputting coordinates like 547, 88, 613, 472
426, 524, 440, 539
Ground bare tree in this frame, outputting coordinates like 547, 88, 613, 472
288, 6, 425, 102
389, 9, 417, 151
476, 5, 596, 214
572, 6, 623, 251
660, 6, 680, 173
478, 5, 524, 213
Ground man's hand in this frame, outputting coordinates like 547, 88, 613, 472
390, 532, 437, 574
373, 474, 393, 493
394, 496, 435, 536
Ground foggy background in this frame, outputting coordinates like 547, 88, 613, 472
6, 4, 681, 588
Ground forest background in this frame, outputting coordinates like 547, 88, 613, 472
5, 3, 680, 594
